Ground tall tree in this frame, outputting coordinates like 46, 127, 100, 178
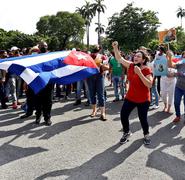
95, 23, 105, 35
76, 1, 94, 49
176, 6, 185, 28
36, 11, 85, 50
92, 0, 106, 45
106, 3, 160, 51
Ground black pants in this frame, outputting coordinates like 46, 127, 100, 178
157, 76, 161, 96
121, 99, 150, 135
55, 84, 62, 98
25, 87, 35, 115
0, 83, 6, 107
35, 84, 53, 120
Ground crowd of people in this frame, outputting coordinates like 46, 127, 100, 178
0, 41, 185, 145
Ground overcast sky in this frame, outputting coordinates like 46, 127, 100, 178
0, 0, 184, 44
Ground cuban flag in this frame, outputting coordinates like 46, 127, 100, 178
0, 51, 99, 94
172, 55, 182, 63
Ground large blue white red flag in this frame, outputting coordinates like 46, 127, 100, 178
0, 51, 99, 94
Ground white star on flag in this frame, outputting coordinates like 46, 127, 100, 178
75, 53, 87, 60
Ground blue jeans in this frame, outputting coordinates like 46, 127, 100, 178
87, 74, 105, 107
150, 83, 159, 106
174, 86, 185, 117
112, 76, 124, 99
76, 80, 90, 102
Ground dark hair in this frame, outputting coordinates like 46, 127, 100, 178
136, 50, 149, 65
0, 50, 6, 55
158, 46, 166, 53
111, 51, 115, 56
91, 45, 102, 53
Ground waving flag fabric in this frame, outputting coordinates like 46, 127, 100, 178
0, 51, 99, 94
172, 55, 182, 63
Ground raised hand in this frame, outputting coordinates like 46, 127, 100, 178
134, 65, 142, 76
112, 41, 118, 48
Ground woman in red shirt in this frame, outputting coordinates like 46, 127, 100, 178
112, 41, 153, 145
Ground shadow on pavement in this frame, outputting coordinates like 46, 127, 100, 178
0, 142, 47, 166
35, 139, 143, 180
0, 115, 98, 140
28, 115, 98, 140
145, 120, 185, 179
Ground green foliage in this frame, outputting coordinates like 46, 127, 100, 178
95, 23, 105, 34
76, 1, 95, 49
92, 0, 106, 45
106, 3, 160, 51
148, 39, 160, 51
36, 11, 85, 50
176, 6, 185, 27
76, 1, 94, 26
100, 37, 112, 50
175, 26, 185, 51
0, 29, 40, 50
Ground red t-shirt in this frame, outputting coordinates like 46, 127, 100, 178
125, 63, 152, 103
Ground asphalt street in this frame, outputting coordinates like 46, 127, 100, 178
0, 85, 185, 180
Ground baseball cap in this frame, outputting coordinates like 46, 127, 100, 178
10, 46, 19, 51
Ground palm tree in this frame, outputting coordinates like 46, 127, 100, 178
76, 1, 94, 49
92, 0, 106, 45
95, 23, 105, 35
176, 6, 185, 28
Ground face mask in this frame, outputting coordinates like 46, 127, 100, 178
134, 63, 141, 67
40, 47, 47, 53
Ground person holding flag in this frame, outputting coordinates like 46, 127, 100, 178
0, 42, 100, 124
34, 41, 53, 126
87, 45, 109, 121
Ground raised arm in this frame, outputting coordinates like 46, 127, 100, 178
166, 51, 176, 68
112, 41, 131, 69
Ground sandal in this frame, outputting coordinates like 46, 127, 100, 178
90, 112, 97, 117
100, 115, 107, 121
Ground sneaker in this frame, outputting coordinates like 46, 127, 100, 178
4, 97, 9, 103
1, 104, 8, 109
143, 135, 151, 145
64, 96, 68, 100
73, 99, 81, 106
100, 114, 107, 121
45, 119, 52, 126
153, 105, 159, 109
84, 100, 90, 106
35, 116, 42, 124
150, 103, 154, 107
173, 116, 180, 123
113, 98, 119, 102
20, 113, 32, 119
120, 132, 132, 144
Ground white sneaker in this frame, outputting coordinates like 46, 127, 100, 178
153, 105, 159, 109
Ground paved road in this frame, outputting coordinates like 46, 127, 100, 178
0, 85, 185, 180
